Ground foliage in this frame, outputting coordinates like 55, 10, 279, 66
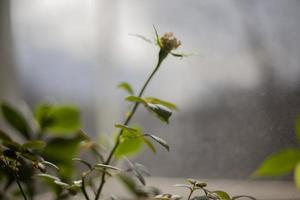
157, 178, 256, 200
0, 27, 256, 200
254, 116, 300, 189
34, 103, 80, 135
0, 102, 87, 199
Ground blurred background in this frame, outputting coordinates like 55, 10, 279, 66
1, 0, 300, 179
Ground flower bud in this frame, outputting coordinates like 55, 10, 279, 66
160, 32, 181, 52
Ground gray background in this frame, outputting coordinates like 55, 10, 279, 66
1, 0, 300, 179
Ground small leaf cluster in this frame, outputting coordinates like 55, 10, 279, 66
115, 123, 169, 154
125, 95, 178, 124
168, 179, 256, 200
110, 81, 177, 160
117, 173, 160, 199
0, 102, 96, 199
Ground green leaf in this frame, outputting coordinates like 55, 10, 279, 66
118, 82, 134, 95
295, 117, 300, 143
125, 96, 147, 104
146, 134, 169, 151
93, 168, 113, 177
43, 137, 81, 164
22, 140, 46, 150
146, 103, 172, 123
115, 124, 139, 134
46, 105, 80, 133
41, 160, 60, 171
212, 191, 231, 200
144, 97, 178, 111
118, 174, 138, 196
295, 162, 300, 189
2, 140, 22, 152
153, 25, 162, 48
253, 148, 300, 177
1, 103, 31, 139
115, 136, 144, 158
125, 96, 173, 123
37, 173, 60, 181
42, 134, 83, 179
170, 52, 193, 58
94, 163, 121, 171
21, 149, 41, 161
134, 163, 150, 176
133, 167, 146, 185
129, 33, 153, 44
34, 104, 80, 135
170, 52, 184, 58
34, 104, 51, 127
0, 129, 12, 142
54, 180, 69, 187
72, 180, 82, 187
115, 124, 156, 154
195, 182, 207, 188
126, 160, 147, 185
187, 178, 197, 185
142, 137, 156, 154
115, 125, 145, 158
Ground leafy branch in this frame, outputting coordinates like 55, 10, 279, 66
170, 179, 256, 200
94, 27, 183, 200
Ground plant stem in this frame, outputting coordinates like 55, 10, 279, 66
14, 174, 27, 200
3, 158, 27, 200
203, 188, 208, 196
82, 176, 90, 200
94, 50, 167, 200
187, 186, 194, 200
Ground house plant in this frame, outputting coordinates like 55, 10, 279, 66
0, 28, 255, 200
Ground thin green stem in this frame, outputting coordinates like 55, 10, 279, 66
15, 177, 27, 200
94, 50, 167, 200
81, 176, 90, 200
3, 158, 27, 200
187, 186, 195, 200
203, 188, 209, 196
